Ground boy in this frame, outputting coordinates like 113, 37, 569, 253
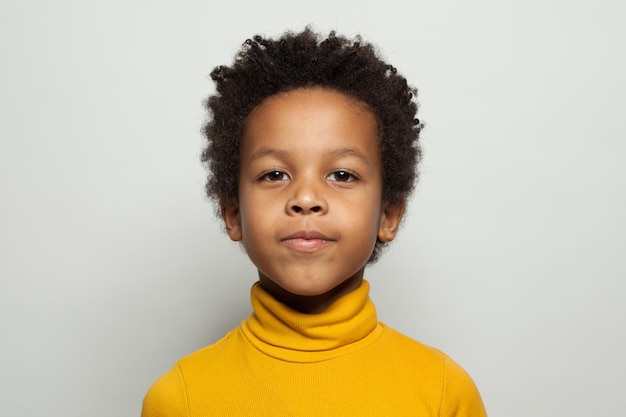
142, 28, 487, 416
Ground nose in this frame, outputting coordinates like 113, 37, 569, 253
286, 178, 328, 215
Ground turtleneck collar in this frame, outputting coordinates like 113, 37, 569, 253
241, 280, 383, 363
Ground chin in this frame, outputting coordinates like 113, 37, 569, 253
279, 275, 361, 298
281, 282, 335, 297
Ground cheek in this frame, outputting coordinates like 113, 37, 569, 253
343, 202, 382, 240
239, 223, 263, 264
238, 204, 273, 253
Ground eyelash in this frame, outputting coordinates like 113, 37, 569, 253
327, 170, 357, 182
260, 170, 289, 181
258, 170, 358, 182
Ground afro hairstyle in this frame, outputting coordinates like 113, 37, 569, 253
202, 28, 422, 262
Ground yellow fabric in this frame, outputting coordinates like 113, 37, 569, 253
142, 281, 487, 416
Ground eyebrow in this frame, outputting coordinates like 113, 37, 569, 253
247, 146, 372, 165
324, 148, 372, 165
247, 147, 289, 165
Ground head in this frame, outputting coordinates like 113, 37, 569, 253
202, 28, 421, 264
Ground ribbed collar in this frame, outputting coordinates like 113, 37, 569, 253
240, 280, 383, 363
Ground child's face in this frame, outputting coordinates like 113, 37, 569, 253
223, 88, 403, 308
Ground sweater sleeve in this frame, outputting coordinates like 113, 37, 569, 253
439, 357, 487, 417
141, 364, 189, 417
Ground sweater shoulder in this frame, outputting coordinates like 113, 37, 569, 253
378, 323, 487, 416
379, 323, 450, 362
173, 327, 242, 378
141, 363, 189, 417
141, 328, 239, 417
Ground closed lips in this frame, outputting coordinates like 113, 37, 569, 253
281, 231, 335, 252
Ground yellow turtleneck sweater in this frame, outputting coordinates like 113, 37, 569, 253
142, 281, 486, 416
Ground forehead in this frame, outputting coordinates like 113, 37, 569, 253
249, 87, 376, 120
242, 87, 380, 156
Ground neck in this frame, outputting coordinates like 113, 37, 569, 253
257, 273, 364, 314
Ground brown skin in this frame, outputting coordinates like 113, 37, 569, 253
204, 30, 421, 264
222, 88, 404, 313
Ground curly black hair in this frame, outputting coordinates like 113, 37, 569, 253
202, 28, 421, 262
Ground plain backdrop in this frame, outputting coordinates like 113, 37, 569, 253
1, 0, 625, 416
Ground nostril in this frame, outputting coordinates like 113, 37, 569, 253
289, 204, 322, 214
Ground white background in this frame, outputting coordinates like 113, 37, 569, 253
1, 0, 625, 416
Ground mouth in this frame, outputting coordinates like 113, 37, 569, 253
281, 231, 335, 253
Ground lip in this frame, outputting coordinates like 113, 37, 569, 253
281, 231, 335, 253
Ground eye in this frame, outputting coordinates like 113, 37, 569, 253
260, 170, 290, 181
327, 170, 357, 182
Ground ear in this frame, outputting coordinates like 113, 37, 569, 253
221, 204, 242, 242
378, 203, 405, 242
